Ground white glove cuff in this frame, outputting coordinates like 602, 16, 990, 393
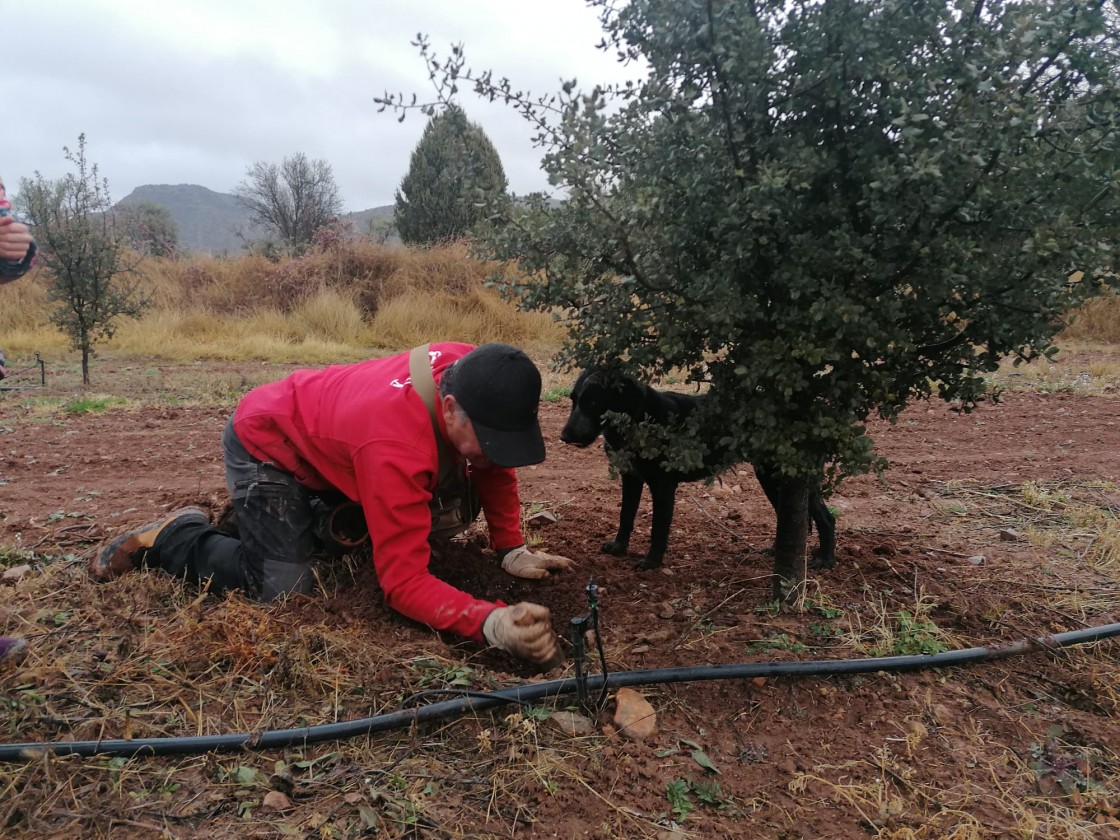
482, 608, 504, 649
499, 545, 529, 574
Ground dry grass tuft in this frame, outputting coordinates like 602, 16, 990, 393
372, 286, 565, 349
1060, 294, 1120, 344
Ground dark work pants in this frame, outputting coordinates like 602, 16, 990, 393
150, 417, 318, 600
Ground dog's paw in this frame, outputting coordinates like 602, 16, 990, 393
633, 555, 663, 571
810, 549, 836, 570
601, 540, 629, 557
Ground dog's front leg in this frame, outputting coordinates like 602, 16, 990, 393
808, 491, 837, 569
603, 472, 643, 557
637, 476, 679, 570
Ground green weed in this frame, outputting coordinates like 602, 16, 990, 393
664, 777, 733, 824
890, 610, 948, 656
1028, 727, 1102, 797
407, 656, 475, 690
65, 395, 128, 414
666, 778, 693, 822
748, 633, 809, 654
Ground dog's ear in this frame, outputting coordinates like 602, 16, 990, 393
569, 368, 592, 395
577, 365, 610, 393
586, 362, 628, 388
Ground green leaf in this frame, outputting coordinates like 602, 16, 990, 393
690, 749, 720, 774
291, 751, 342, 770
233, 766, 263, 786
357, 803, 380, 829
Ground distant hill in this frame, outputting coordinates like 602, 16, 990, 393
116, 184, 396, 255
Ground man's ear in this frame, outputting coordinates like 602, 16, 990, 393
440, 393, 459, 419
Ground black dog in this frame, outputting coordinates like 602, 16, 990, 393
560, 367, 836, 571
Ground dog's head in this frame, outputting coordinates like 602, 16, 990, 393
560, 367, 645, 447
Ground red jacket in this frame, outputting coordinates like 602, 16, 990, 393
233, 342, 524, 641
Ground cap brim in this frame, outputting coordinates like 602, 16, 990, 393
471, 419, 546, 468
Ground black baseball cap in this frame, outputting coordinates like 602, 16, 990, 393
449, 343, 546, 467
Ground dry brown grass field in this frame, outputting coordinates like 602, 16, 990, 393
0, 239, 565, 370
1, 243, 1119, 838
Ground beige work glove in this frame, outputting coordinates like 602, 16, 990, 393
482, 602, 565, 669
499, 545, 576, 580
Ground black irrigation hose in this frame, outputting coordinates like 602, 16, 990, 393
2, 621, 1118, 762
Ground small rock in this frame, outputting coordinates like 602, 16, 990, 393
1, 564, 32, 583
905, 720, 928, 740
526, 510, 558, 527
998, 528, 1020, 542
656, 603, 676, 620
631, 644, 650, 654
613, 687, 657, 742
968, 555, 986, 565
269, 766, 295, 795
549, 710, 595, 737
751, 677, 767, 688
636, 759, 659, 780
931, 704, 954, 724
261, 790, 293, 811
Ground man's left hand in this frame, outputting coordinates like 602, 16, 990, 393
500, 545, 576, 580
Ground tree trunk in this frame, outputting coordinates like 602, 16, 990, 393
770, 474, 810, 604
81, 346, 91, 385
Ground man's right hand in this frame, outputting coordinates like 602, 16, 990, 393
0, 216, 33, 262
482, 602, 565, 669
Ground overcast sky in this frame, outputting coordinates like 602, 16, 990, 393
5, 0, 636, 212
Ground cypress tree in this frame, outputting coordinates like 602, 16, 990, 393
395, 104, 509, 245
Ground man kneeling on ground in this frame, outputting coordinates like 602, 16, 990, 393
91, 342, 575, 669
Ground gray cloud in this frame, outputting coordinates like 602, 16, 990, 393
6, 0, 634, 212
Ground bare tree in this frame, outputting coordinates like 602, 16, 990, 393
233, 153, 343, 254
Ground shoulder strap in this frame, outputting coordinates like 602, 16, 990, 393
408, 344, 456, 485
